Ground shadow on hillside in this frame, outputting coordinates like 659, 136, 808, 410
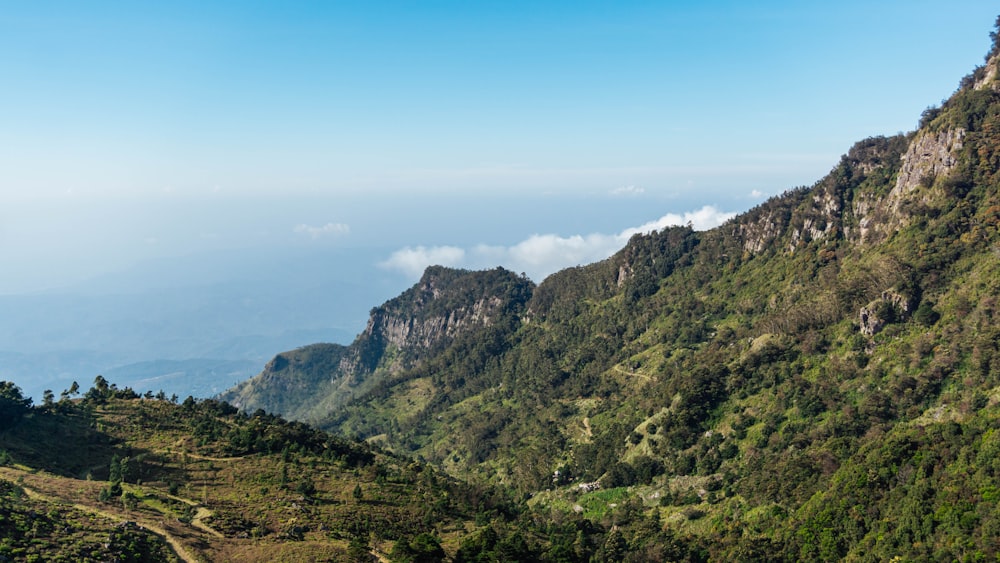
0, 408, 118, 479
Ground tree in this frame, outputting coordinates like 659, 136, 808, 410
60, 382, 79, 406
296, 478, 316, 497
121, 491, 138, 513
601, 528, 627, 563
0, 381, 32, 429
391, 533, 446, 563
109, 454, 123, 484
347, 535, 375, 562
85, 376, 111, 402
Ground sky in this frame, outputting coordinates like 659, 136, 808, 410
1, 1, 998, 292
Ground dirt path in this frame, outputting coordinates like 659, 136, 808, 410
151, 489, 223, 538
612, 364, 652, 381
160, 441, 247, 463
181, 452, 246, 462
193, 506, 224, 538
0, 467, 211, 563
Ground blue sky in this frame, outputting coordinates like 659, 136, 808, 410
1, 1, 998, 291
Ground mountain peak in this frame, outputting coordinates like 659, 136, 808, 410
220, 266, 533, 422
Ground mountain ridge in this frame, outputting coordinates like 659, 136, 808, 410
213, 18, 1000, 560
220, 266, 534, 422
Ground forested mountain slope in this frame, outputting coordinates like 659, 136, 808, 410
220, 21, 1000, 561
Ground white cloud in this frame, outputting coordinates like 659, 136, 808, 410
750, 189, 765, 198
379, 205, 736, 282
379, 245, 466, 278
294, 222, 350, 239
610, 185, 645, 196
621, 205, 736, 237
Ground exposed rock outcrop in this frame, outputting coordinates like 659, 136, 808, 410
859, 289, 913, 336
366, 296, 504, 351
973, 53, 999, 91
738, 208, 786, 255
893, 128, 965, 196
856, 128, 965, 244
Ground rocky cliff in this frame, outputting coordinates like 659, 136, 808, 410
219, 266, 533, 421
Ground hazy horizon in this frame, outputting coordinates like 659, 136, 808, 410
3, 2, 997, 295
1, 2, 998, 399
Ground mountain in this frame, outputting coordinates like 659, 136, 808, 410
219, 266, 534, 423
219, 20, 1000, 561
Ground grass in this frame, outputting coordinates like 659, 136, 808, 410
0, 397, 486, 562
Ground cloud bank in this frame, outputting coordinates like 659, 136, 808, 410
610, 185, 645, 196
294, 222, 350, 239
379, 205, 735, 281
378, 245, 467, 278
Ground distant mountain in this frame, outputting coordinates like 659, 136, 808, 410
221, 20, 1000, 560
101, 358, 261, 399
0, 245, 399, 401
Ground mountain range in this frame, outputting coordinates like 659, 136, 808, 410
220, 19, 1000, 561
3, 16, 1000, 562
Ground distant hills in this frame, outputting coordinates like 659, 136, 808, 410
0, 245, 398, 401
217, 18, 1000, 560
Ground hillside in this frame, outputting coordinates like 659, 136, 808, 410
220, 18, 1000, 561
0, 381, 538, 562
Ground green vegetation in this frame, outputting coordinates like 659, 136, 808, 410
0, 380, 534, 561
0, 478, 179, 563
7, 14, 1000, 563
216, 16, 1000, 561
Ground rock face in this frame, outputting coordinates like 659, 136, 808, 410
367, 285, 505, 352
219, 266, 534, 420
730, 123, 970, 256
856, 127, 966, 245
339, 266, 533, 374
859, 289, 913, 337
894, 128, 966, 195
737, 208, 787, 255
973, 53, 999, 91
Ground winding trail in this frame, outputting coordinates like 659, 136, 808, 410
193, 507, 224, 538
612, 364, 653, 381
160, 440, 248, 463
0, 466, 208, 563
138, 487, 223, 539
